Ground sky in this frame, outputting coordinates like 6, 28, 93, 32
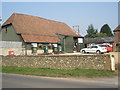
1, 1, 118, 36
118, 1, 120, 25
0, 2, 1, 20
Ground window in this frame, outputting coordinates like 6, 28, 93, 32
87, 46, 91, 48
5, 27, 7, 33
91, 46, 94, 48
99, 45, 106, 47
94, 46, 98, 48
91, 46, 98, 48
107, 45, 111, 47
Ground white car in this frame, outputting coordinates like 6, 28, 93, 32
80, 45, 107, 54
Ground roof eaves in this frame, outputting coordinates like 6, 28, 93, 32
114, 25, 120, 32
2, 13, 16, 27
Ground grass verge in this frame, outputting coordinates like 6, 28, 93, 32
1, 66, 117, 78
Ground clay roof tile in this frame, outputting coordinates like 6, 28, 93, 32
2, 13, 82, 43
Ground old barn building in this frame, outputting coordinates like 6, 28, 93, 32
0, 13, 83, 55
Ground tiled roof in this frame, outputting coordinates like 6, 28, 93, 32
21, 34, 60, 43
84, 37, 115, 44
2, 13, 81, 43
114, 25, 120, 32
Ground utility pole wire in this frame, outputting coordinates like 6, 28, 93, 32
73, 25, 80, 34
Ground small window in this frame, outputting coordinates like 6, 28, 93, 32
91, 46, 94, 48
5, 27, 7, 33
94, 46, 98, 48
91, 46, 97, 48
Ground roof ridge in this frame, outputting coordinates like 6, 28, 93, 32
13, 13, 64, 24
114, 25, 120, 31
12, 13, 16, 23
2, 13, 15, 26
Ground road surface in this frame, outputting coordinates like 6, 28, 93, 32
2, 73, 118, 88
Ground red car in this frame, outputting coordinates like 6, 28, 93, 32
99, 45, 113, 52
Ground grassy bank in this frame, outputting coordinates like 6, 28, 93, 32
1, 66, 117, 78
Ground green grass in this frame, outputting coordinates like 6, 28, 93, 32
1, 66, 117, 78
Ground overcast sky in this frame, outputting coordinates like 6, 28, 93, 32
1, 1, 118, 36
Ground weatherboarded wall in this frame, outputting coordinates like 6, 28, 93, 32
2, 55, 111, 70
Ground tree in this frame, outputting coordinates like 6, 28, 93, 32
96, 33, 107, 37
100, 24, 113, 37
85, 24, 98, 38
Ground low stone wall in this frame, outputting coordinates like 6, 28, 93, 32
0, 48, 25, 56
2, 55, 111, 70
0, 48, 54, 56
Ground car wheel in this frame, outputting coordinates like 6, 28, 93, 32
96, 50, 101, 54
82, 50, 86, 54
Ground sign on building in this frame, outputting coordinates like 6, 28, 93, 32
78, 38, 83, 43
32, 43, 37, 47
53, 44, 57, 47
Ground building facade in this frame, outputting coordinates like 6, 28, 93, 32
0, 13, 83, 55
84, 37, 114, 48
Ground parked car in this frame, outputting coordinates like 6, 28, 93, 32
99, 45, 113, 52
80, 45, 107, 54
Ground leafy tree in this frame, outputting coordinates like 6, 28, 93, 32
85, 24, 98, 38
96, 33, 107, 37
100, 24, 113, 37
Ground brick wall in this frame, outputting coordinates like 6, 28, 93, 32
115, 31, 120, 42
2, 55, 111, 70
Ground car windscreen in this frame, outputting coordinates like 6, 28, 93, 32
99, 45, 106, 47
107, 45, 111, 47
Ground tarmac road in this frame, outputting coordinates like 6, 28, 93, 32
2, 73, 118, 88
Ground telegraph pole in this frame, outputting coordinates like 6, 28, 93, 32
0, 17, 1, 30
73, 25, 80, 34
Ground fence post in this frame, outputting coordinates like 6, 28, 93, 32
110, 55, 115, 71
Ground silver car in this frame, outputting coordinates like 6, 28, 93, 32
80, 45, 107, 54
